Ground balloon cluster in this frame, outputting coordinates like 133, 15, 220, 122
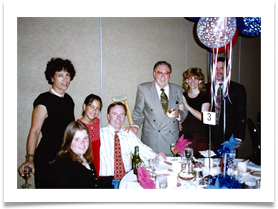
191, 17, 261, 51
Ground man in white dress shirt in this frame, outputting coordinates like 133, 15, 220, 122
99, 102, 167, 188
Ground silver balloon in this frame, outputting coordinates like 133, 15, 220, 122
197, 17, 237, 49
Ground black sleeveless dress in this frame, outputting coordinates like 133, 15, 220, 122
179, 91, 210, 152
33, 92, 75, 188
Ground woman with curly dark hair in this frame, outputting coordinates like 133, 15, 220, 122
18, 58, 76, 188
179, 67, 211, 153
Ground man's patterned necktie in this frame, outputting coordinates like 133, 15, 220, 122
160, 88, 168, 114
114, 131, 125, 180
216, 83, 223, 125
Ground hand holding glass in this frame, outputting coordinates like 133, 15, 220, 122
21, 166, 32, 189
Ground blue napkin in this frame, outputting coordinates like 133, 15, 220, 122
204, 177, 228, 189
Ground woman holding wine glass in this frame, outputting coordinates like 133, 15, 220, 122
179, 68, 211, 153
18, 58, 76, 188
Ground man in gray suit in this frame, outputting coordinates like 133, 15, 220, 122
128, 61, 188, 156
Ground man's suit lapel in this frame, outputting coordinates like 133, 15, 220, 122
168, 83, 176, 108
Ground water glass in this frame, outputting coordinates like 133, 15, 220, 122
228, 149, 236, 162
156, 175, 167, 189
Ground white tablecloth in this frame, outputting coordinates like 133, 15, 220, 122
118, 157, 261, 189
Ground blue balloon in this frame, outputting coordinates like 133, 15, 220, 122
236, 17, 245, 31
237, 17, 261, 36
189, 17, 200, 21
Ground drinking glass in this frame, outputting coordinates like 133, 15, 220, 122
154, 158, 159, 168
156, 175, 167, 189
167, 109, 176, 118
148, 159, 159, 177
170, 143, 179, 157
228, 149, 236, 164
21, 167, 32, 189
184, 147, 193, 163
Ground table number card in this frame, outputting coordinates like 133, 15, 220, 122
203, 111, 216, 125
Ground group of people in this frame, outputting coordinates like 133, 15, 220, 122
18, 57, 246, 189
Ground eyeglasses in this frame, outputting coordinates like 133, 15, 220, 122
156, 71, 171, 76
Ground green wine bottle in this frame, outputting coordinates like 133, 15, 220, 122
132, 146, 141, 174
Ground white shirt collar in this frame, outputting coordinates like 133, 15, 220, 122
216, 80, 223, 86
108, 124, 123, 134
50, 88, 65, 98
107, 125, 130, 139
155, 82, 169, 98
155, 82, 169, 91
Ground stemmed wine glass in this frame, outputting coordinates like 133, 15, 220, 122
183, 147, 193, 175
148, 158, 159, 177
170, 143, 179, 157
184, 147, 193, 163
21, 166, 32, 189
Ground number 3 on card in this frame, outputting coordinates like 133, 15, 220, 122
202, 111, 216, 125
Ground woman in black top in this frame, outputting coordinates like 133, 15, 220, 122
18, 58, 76, 188
179, 68, 211, 153
48, 121, 98, 188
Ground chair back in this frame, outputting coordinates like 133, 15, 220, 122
247, 117, 261, 165
247, 118, 260, 151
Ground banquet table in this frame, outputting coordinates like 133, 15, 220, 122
118, 157, 261, 189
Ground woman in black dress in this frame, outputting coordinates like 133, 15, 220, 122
48, 121, 98, 188
18, 58, 76, 188
179, 68, 211, 153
